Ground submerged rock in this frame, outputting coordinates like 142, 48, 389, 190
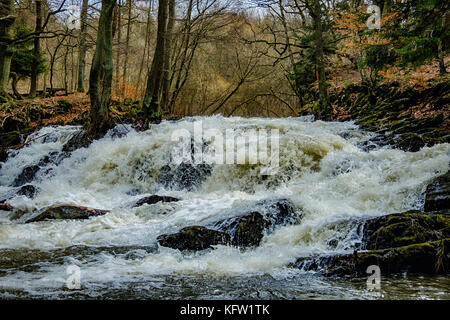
157, 198, 297, 251
25, 205, 110, 223
134, 195, 180, 207
293, 239, 449, 276
424, 172, 449, 212
157, 226, 230, 251
0, 244, 158, 270
13, 164, 40, 187
159, 163, 212, 191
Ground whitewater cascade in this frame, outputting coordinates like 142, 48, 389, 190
0, 116, 448, 299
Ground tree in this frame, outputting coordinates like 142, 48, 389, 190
29, 0, 43, 98
161, 0, 175, 110
143, 0, 169, 125
77, 0, 89, 92
0, 0, 16, 100
88, 0, 116, 137
10, 19, 46, 98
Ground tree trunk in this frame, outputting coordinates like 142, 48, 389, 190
161, 0, 175, 111
77, 0, 89, 92
137, 0, 153, 95
0, 0, 16, 99
114, 0, 122, 91
143, 0, 169, 125
30, 0, 42, 98
89, 0, 116, 138
313, 0, 330, 120
122, 0, 132, 84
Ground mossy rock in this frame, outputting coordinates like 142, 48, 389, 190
424, 172, 450, 212
292, 239, 450, 275
55, 100, 73, 113
362, 211, 450, 250
396, 133, 425, 152
157, 226, 230, 251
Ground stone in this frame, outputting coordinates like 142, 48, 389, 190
25, 205, 110, 223
62, 130, 90, 153
157, 226, 230, 251
424, 172, 449, 212
134, 195, 180, 207
361, 211, 450, 250
17, 184, 37, 199
292, 239, 449, 276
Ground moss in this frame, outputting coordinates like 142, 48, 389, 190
363, 211, 450, 250
294, 239, 450, 275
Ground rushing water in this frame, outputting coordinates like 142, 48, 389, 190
0, 116, 449, 299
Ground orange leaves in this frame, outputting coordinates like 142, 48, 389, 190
112, 76, 141, 101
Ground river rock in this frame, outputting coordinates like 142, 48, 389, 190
222, 212, 270, 247
157, 226, 230, 251
293, 239, 449, 276
62, 130, 90, 153
157, 198, 297, 251
159, 163, 212, 191
424, 172, 449, 212
396, 133, 426, 152
134, 195, 180, 207
17, 184, 37, 199
361, 211, 450, 250
13, 164, 40, 187
25, 205, 110, 223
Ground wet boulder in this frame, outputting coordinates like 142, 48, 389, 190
361, 211, 450, 250
157, 226, 230, 251
25, 205, 110, 223
157, 199, 297, 251
62, 130, 90, 153
424, 172, 449, 212
12, 164, 40, 187
134, 195, 180, 207
213, 199, 296, 248
221, 212, 270, 247
396, 133, 426, 152
293, 239, 450, 276
17, 184, 37, 199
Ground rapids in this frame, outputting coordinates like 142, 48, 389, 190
0, 116, 449, 299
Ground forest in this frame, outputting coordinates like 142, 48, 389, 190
0, 0, 449, 301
